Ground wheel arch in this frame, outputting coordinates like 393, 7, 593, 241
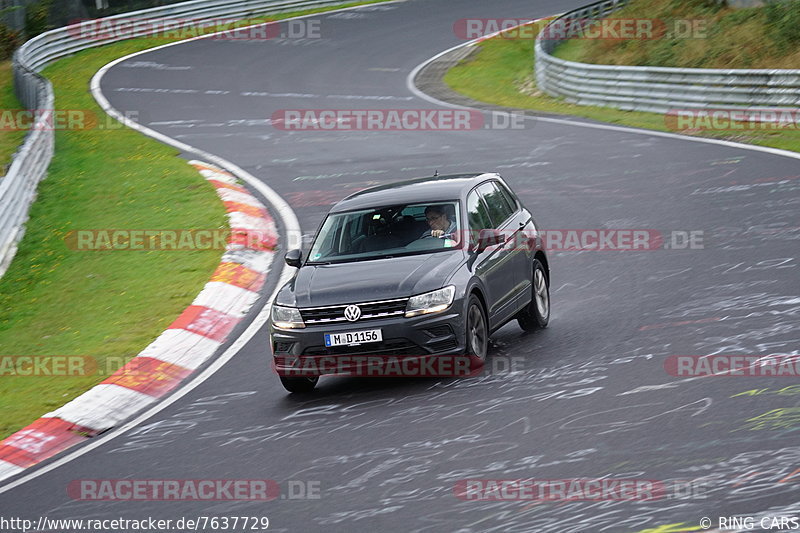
467, 284, 488, 315
534, 251, 549, 284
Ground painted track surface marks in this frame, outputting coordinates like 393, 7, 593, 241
4, 1, 800, 531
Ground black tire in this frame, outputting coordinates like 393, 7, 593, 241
280, 376, 319, 393
517, 259, 550, 331
464, 294, 488, 367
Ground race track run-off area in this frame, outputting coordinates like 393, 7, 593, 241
2, 1, 800, 532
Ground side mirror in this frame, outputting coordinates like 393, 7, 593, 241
284, 249, 302, 268
477, 229, 503, 253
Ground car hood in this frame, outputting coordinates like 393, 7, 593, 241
277, 251, 465, 308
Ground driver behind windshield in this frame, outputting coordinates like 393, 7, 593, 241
421, 205, 457, 239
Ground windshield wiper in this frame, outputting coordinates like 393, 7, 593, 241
349, 255, 395, 262
309, 255, 397, 265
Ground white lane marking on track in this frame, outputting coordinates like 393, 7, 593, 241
114, 87, 200, 93
118, 61, 192, 70
118, 88, 415, 100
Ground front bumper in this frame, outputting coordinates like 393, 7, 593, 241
269, 305, 467, 377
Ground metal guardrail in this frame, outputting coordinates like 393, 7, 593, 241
1, 0, 349, 277
535, 0, 800, 114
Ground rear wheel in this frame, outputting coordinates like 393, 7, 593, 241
465, 294, 488, 367
517, 259, 550, 331
280, 376, 318, 393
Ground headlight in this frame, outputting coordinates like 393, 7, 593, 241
271, 305, 305, 329
405, 286, 456, 318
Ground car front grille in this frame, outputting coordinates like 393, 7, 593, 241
300, 297, 409, 324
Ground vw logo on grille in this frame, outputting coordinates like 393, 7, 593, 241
344, 305, 362, 322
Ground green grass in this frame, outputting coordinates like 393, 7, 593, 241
0, 49, 227, 440
0, 0, 392, 440
551, 0, 800, 70
553, 39, 585, 63
443, 22, 800, 154
0, 61, 27, 175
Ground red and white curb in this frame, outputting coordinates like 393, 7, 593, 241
0, 161, 276, 481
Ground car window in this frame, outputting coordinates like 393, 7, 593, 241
495, 181, 518, 212
307, 201, 461, 264
466, 190, 492, 232
477, 181, 514, 228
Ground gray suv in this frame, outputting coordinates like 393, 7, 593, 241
269, 173, 550, 392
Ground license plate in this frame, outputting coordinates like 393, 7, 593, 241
325, 329, 382, 347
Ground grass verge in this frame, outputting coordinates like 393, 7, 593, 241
552, 0, 800, 70
0, 0, 391, 440
443, 22, 800, 153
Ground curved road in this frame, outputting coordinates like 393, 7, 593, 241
3, 1, 800, 531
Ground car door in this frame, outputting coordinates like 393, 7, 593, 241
467, 185, 514, 328
486, 180, 534, 308
475, 181, 529, 324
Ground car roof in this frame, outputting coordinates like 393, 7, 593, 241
330, 173, 499, 212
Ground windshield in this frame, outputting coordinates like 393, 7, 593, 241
307, 201, 461, 264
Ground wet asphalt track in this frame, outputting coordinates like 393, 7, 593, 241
2, 0, 800, 531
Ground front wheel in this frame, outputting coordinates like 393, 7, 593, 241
517, 259, 550, 331
464, 294, 488, 367
280, 376, 319, 393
